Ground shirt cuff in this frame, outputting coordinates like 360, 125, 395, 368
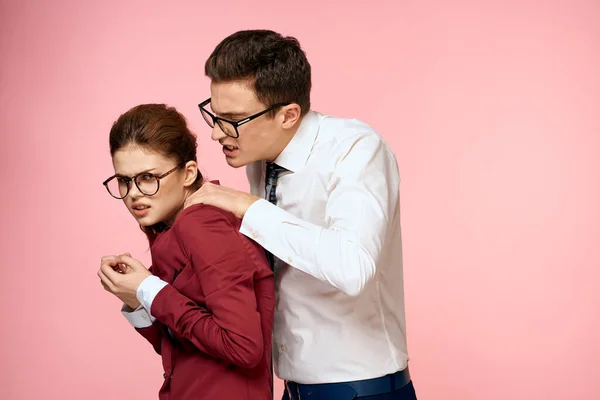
121, 303, 154, 328
240, 199, 277, 243
136, 275, 168, 313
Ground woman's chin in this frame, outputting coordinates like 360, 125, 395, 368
140, 219, 162, 227
134, 213, 159, 227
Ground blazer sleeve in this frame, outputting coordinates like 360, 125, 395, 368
121, 273, 164, 355
135, 324, 163, 355
149, 206, 267, 369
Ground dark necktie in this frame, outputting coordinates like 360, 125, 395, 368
265, 161, 286, 397
264, 162, 286, 270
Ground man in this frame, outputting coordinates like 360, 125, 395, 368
187, 30, 417, 400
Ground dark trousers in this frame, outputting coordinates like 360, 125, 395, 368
282, 380, 417, 400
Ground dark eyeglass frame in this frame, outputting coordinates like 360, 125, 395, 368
198, 98, 291, 138
102, 163, 183, 199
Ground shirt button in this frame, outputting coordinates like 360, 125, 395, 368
141, 313, 147, 320
252, 231, 259, 239
287, 257, 293, 263
280, 344, 287, 352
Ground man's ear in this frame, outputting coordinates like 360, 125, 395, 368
280, 103, 301, 129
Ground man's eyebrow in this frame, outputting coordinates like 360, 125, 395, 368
211, 107, 249, 120
219, 112, 248, 119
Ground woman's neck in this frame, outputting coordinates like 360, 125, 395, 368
163, 188, 196, 227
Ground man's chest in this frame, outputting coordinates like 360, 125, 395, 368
250, 165, 331, 225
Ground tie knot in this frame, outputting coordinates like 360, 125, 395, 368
266, 162, 286, 178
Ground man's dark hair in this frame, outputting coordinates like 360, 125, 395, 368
205, 29, 311, 116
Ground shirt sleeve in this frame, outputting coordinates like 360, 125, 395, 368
148, 206, 270, 369
240, 133, 399, 296
121, 303, 155, 328
136, 275, 167, 317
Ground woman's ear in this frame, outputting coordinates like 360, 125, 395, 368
183, 161, 198, 188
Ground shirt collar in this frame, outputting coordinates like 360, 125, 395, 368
272, 111, 321, 173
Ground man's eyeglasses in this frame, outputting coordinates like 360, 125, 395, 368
102, 164, 183, 199
198, 98, 290, 138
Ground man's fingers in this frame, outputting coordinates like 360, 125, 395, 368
200, 181, 214, 190
184, 182, 214, 208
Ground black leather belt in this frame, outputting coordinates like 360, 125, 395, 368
285, 367, 411, 399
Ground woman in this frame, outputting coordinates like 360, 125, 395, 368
97, 103, 274, 400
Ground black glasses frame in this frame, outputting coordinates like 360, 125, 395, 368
198, 98, 291, 138
102, 164, 183, 199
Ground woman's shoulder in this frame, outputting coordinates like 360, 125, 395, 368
171, 204, 268, 270
174, 204, 240, 234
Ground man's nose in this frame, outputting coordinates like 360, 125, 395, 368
211, 124, 227, 141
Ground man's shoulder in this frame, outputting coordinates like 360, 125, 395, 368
315, 112, 386, 144
313, 112, 392, 158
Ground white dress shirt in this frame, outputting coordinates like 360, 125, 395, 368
239, 111, 409, 384
121, 275, 166, 328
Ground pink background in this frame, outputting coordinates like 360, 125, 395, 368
1, 0, 599, 399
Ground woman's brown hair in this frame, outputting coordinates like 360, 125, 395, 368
108, 103, 203, 243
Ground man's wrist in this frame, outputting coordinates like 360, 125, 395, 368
237, 194, 260, 219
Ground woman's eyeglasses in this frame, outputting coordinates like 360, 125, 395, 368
102, 164, 183, 199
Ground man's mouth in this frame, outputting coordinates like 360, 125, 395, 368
223, 145, 238, 151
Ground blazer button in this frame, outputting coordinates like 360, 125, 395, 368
163, 373, 167, 379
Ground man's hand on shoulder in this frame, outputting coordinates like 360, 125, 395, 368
184, 181, 260, 220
